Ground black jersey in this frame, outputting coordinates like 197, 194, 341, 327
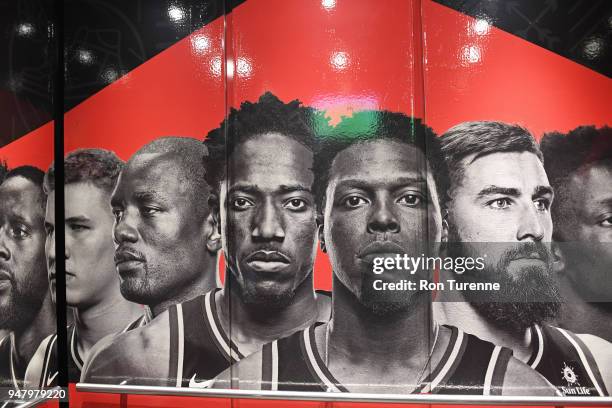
259, 324, 513, 395
0, 332, 57, 394
527, 324, 608, 396
0, 334, 22, 392
168, 289, 332, 388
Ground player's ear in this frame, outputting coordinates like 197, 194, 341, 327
316, 213, 326, 253
551, 241, 565, 274
206, 193, 222, 252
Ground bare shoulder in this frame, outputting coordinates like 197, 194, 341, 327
575, 333, 612, 390
82, 311, 171, 385
502, 356, 559, 396
213, 349, 263, 390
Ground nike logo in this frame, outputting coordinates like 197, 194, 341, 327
188, 374, 214, 388
46, 371, 58, 387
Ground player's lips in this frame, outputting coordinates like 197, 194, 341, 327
245, 250, 291, 272
115, 249, 146, 273
0, 269, 12, 290
357, 241, 405, 264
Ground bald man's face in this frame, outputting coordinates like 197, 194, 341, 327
111, 152, 212, 305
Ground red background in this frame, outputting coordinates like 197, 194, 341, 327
2, 0, 610, 406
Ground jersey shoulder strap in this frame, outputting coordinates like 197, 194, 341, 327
532, 324, 608, 396
38, 333, 58, 389
426, 326, 512, 395
271, 325, 328, 392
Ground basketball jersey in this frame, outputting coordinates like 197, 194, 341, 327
527, 324, 609, 396
260, 324, 513, 395
0, 334, 22, 391
0, 332, 57, 393
168, 288, 332, 388
121, 309, 152, 333
35, 333, 59, 389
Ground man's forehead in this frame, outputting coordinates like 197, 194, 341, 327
330, 140, 428, 186
120, 152, 187, 186
460, 151, 548, 190
0, 176, 42, 203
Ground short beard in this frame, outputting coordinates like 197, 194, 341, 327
358, 270, 422, 317
231, 274, 298, 312
448, 238, 561, 334
0, 277, 48, 332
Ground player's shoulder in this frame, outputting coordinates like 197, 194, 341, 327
212, 348, 263, 390
502, 356, 559, 396
82, 311, 171, 384
574, 332, 612, 390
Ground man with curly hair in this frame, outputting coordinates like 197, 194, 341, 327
541, 126, 612, 342
83, 93, 331, 387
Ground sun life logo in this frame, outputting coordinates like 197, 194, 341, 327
561, 362, 579, 386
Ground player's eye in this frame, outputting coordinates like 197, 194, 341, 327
141, 206, 160, 216
487, 198, 511, 210
11, 225, 29, 239
599, 216, 612, 227
70, 224, 89, 232
231, 197, 254, 210
397, 194, 422, 207
534, 199, 550, 212
342, 195, 369, 209
283, 198, 307, 211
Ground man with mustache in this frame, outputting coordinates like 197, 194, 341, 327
541, 126, 612, 342
217, 111, 553, 395
25, 149, 143, 386
83, 93, 331, 386
0, 166, 56, 397
435, 121, 611, 396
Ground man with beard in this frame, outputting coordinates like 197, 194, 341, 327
83, 93, 331, 386
435, 121, 611, 396
541, 126, 612, 342
216, 111, 553, 396
25, 149, 143, 386
0, 166, 56, 397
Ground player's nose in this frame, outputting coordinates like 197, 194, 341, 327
367, 199, 400, 234
252, 199, 285, 241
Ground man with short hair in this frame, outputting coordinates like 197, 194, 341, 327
217, 112, 554, 395
83, 93, 331, 386
541, 126, 612, 342
26, 149, 143, 385
435, 121, 611, 396
111, 137, 220, 319
0, 166, 56, 397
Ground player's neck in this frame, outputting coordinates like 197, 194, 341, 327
434, 284, 533, 361
14, 292, 56, 365
74, 291, 142, 353
557, 274, 612, 342
218, 274, 318, 343
149, 261, 218, 317
328, 276, 435, 366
